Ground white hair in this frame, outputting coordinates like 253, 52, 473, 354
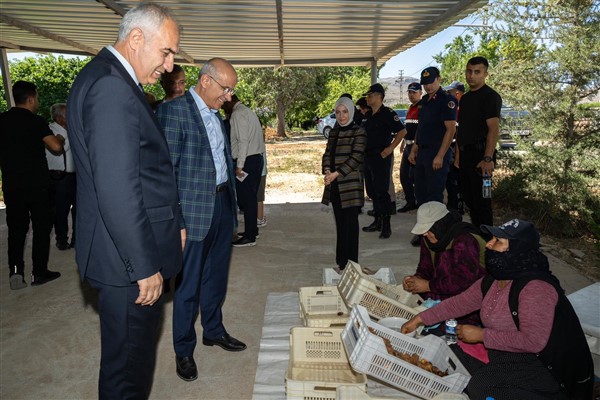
117, 2, 180, 43
50, 103, 66, 121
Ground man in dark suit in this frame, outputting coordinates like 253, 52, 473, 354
66, 3, 184, 399
156, 57, 247, 383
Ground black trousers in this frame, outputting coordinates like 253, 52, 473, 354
364, 153, 392, 215
451, 346, 566, 400
3, 187, 53, 276
89, 279, 164, 400
330, 183, 359, 269
234, 154, 263, 240
459, 148, 493, 230
399, 144, 416, 205
50, 172, 76, 243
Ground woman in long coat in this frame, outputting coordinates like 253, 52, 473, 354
322, 96, 366, 272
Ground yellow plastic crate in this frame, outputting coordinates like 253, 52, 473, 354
337, 261, 426, 321
285, 327, 367, 400
299, 286, 349, 328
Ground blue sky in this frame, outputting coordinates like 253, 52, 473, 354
379, 15, 480, 79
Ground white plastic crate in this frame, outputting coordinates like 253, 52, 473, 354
336, 386, 393, 400
299, 286, 349, 328
341, 305, 471, 400
337, 261, 427, 321
285, 327, 367, 400
323, 266, 397, 286
336, 386, 469, 400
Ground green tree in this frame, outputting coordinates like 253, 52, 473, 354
315, 67, 371, 117
1, 55, 91, 121
236, 67, 323, 137
433, 33, 502, 86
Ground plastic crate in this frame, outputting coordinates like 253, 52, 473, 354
336, 386, 469, 400
299, 286, 349, 328
335, 386, 393, 400
323, 267, 397, 286
285, 327, 367, 400
341, 305, 471, 400
337, 261, 426, 321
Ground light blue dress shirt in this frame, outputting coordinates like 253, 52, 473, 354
189, 86, 228, 185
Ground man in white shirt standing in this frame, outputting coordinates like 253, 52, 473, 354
46, 103, 76, 250
223, 95, 265, 247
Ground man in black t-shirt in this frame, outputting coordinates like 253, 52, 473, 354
456, 57, 502, 233
0, 81, 65, 289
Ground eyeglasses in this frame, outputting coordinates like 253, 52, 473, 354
207, 75, 235, 96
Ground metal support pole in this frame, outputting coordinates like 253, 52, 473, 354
370, 60, 378, 84
1, 48, 14, 108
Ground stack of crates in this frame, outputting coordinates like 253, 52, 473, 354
285, 327, 367, 400
288, 262, 409, 399
290, 261, 470, 399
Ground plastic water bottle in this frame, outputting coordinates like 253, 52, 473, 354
444, 319, 457, 344
482, 173, 492, 199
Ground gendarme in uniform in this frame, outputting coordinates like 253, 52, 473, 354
363, 92, 405, 216
413, 67, 457, 205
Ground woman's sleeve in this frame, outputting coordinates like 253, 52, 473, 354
420, 278, 485, 326
428, 234, 485, 297
414, 241, 434, 281
483, 280, 558, 353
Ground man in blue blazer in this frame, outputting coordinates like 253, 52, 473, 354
157, 57, 246, 382
66, 3, 184, 399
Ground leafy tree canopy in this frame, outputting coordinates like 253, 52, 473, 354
1, 55, 90, 121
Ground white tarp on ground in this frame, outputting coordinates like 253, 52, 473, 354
567, 282, 600, 375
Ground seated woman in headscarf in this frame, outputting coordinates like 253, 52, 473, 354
321, 96, 366, 273
402, 219, 594, 400
402, 201, 487, 327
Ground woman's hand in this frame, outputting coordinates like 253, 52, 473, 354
401, 314, 424, 334
457, 324, 484, 344
402, 275, 430, 293
324, 171, 339, 186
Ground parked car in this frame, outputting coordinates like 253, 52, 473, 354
498, 133, 517, 149
394, 108, 408, 124
498, 108, 531, 150
316, 113, 336, 138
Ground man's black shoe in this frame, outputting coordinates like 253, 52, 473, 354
232, 237, 256, 247
56, 241, 69, 250
237, 232, 259, 239
397, 203, 417, 213
175, 356, 198, 381
31, 270, 61, 286
202, 333, 246, 352
410, 235, 422, 247
9, 274, 27, 290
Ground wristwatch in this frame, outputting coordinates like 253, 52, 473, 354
483, 156, 493, 163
